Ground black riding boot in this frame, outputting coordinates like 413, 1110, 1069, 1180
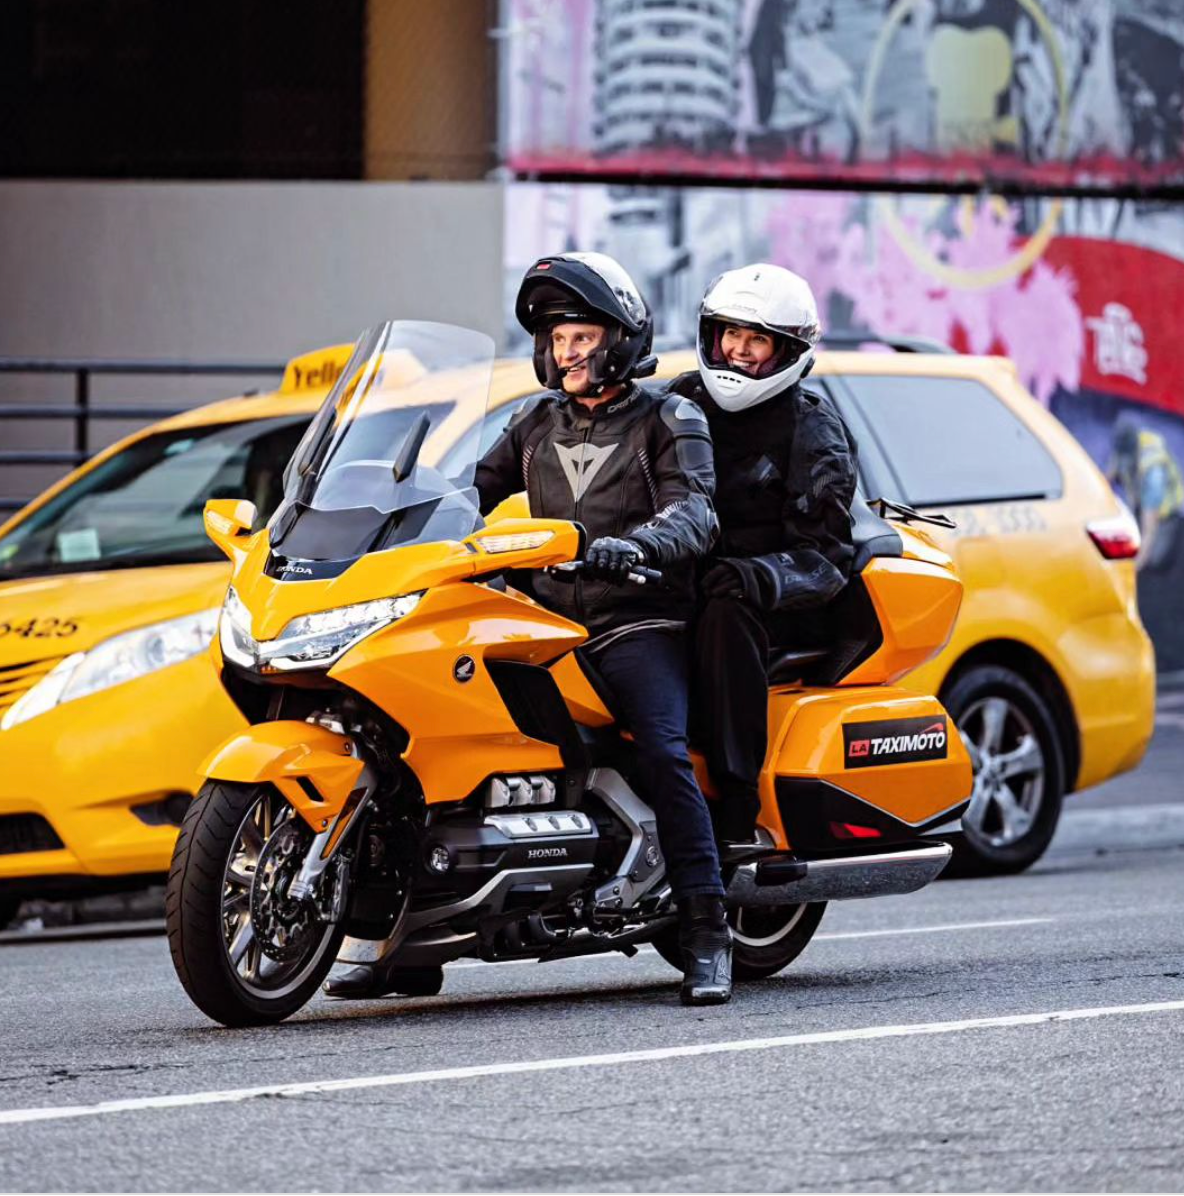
323, 963, 444, 1000
678, 893, 733, 1006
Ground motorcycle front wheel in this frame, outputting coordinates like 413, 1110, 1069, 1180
654, 901, 826, 981
166, 780, 348, 1027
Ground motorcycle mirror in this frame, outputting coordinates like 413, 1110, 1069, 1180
204, 498, 258, 559
393, 411, 432, 483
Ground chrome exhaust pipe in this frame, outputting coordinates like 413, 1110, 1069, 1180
727, 841, 953, 907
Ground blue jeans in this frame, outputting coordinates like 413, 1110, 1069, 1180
585, 627, 724, 899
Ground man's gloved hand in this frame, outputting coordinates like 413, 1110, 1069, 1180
584, 537, 646, 583
700, 557, 771, 606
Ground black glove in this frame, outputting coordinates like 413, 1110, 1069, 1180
584, 537, 645, 583
700, 557, 771, 606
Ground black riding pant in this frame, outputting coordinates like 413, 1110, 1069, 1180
586, 626, 724, 899
692, 596, 825, 840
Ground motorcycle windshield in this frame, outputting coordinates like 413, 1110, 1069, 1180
269, 321, 495, 562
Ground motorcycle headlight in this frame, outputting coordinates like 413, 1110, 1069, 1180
220, 588, 421, 673
1, 609, 219, 731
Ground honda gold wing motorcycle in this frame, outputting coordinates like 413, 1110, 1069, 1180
166, 320, 973, 1026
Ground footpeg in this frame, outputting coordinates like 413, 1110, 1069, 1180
719, 840, 783, 866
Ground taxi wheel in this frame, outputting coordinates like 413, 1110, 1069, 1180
0, 895, 20, 931
942, 665, 1065, 877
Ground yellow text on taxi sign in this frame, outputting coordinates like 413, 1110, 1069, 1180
279, 345, 355, 394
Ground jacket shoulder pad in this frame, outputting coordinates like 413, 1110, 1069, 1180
506, 391, 551, 429
658, 392, 710, 436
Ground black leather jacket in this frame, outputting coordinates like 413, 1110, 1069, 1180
666, 372, 857, 611
474, 383, 718, 632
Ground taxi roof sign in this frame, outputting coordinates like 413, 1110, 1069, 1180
279, 344, 355, 394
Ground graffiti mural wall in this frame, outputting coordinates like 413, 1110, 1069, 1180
503, 0, 1184, 188
504, 182, 1184, 667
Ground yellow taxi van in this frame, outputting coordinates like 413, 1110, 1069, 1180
0, 339, 1155, 924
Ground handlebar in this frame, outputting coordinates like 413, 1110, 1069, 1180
548, 561, 664, 586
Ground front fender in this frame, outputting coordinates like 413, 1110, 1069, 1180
201, 721, 364, 831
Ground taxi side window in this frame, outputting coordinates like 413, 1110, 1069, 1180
242, 421, 311, 528
438, 404, 518, 479
837, 375, 1064, 507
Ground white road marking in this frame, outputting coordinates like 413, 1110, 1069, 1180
1154, 712, 1184, 730
444, 917, 1054, 969
2, 998, 1181, 1127
816, 916, 1053, 940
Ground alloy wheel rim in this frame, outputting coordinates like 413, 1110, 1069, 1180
220, 791, 340, 1000
959, 695, 1046, 851
732, 903, 808, 949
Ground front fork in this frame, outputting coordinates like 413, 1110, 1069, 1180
200, 718, 380, 919
286, 754, 379, 916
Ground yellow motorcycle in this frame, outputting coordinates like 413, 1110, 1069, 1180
166, 321, 972, 1026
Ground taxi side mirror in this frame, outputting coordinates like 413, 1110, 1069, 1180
204, 498, 258, 559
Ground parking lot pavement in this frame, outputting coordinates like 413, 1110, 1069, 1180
1, 727, 1182, 1193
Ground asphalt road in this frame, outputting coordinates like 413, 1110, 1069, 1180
2, 718, 1183, 1193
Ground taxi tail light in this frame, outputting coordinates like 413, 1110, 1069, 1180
1087, 516, 1140, 560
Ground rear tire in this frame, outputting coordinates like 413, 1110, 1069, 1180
166, 780, 347, 1027
942, 664, 1066, 877
0, 895, 20, 931
654, 902, 826, 981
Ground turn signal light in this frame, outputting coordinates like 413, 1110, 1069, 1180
1087, 515, 1140, 560
476, 531, 555, 554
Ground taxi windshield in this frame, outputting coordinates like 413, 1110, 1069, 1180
0, 416, 309, 581
268, 321, 494, 562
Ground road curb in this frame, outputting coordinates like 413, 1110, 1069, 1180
0, 919, 165, 947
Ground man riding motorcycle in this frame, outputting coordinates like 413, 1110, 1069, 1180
474, 252, 731, 1005
668, 264, 859, 844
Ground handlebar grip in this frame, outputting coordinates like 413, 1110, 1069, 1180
546, 561, 664, 586
628, 566, 663, 585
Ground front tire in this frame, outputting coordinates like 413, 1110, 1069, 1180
0, 894, 20, 931
654, 902, 826, 981
943, 664, 1066, 877
166, 780, 347, 1027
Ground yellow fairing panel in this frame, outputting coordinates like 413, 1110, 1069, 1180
760, 687, 972, 845
226, 522, 582, 642
202, 721, 363, 831
333, 583, 588, 803
548, 650, 614, 727
843, 555, 964, 686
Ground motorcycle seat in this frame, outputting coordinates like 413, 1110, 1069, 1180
850, 494, 904, 573
767, 647, 830, 686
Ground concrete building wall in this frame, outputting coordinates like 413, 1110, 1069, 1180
0, 181, 505, 359
0, 180, 505, 503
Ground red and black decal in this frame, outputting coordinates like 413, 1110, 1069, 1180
843, 716, 948, 769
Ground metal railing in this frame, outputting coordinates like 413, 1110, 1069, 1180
0, 358, 286, 512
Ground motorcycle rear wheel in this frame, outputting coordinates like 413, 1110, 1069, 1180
654, 901, 826, 981
166, 780, 348, 1027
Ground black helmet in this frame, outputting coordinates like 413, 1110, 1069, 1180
515, 252, 657, 392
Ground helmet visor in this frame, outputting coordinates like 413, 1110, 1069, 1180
699, 317, 813, 380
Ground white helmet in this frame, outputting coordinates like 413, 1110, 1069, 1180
697, 264, 822, 411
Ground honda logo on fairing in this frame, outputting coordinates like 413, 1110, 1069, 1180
279, 563, 313, 576
843, 717, 949, 768
527, 847, 568, 860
